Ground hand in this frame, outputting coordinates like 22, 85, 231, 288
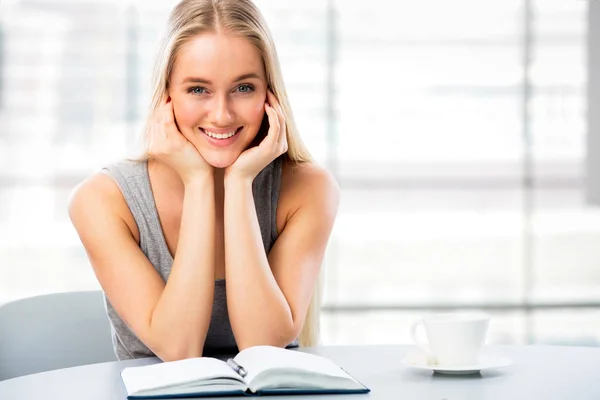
225, 91, 288, 183
147, 96, 212, 184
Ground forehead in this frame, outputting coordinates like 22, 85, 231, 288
172, 32, 264, 83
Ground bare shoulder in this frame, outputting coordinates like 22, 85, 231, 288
68, 172, 139, 242
68, 172, 122, 217
282, 160, 339, 198
278, 160, 340, 231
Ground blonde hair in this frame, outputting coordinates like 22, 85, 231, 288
139, 0, 321, 346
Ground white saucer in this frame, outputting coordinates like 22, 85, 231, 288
401, 354, 513, 375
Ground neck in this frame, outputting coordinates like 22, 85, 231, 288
150, 159, 226, 215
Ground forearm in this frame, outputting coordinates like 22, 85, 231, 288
224, 178, 295, 349
149, 175, 216, 360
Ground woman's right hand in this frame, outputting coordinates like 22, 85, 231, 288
147, 96, 212, 184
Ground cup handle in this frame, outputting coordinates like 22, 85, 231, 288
409, 318, 431, 355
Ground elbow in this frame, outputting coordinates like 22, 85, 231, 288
156, 344, 203, 362
236, 323, 298, 351
237, 338, 289, 352
151, 336, 205, 362
147, 316, 206, 361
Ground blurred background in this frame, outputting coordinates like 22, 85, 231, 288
0, 0, 598, 347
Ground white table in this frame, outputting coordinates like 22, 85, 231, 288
0, 345, 599, 399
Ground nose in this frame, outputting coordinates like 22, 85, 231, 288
209, 93, 234, 126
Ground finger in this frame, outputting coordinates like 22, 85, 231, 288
274, 104, 286, 145
154, 124, 166, 145
161, 101, 178, 141
273, 112, 286, 155
267, 100, 285, 146
264, 103, 280, 147
279, 126, 288, 154
266, 90, 280, 109
148, 124, 160, 154
266, 92, 286, 146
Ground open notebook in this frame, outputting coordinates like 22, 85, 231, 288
120, 345, 370, 398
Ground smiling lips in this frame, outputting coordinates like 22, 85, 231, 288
200, 127, 242, 146
202, 128, 239, 139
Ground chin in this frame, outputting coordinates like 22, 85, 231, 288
202, 152, 239, 169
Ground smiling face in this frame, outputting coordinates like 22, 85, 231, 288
169, 31, 268, 168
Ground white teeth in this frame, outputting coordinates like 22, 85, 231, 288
203, 129, 237, 139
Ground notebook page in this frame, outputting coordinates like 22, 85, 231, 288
121, 357, 245, 395
234, 346, 352, 384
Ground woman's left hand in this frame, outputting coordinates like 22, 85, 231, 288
225, 90, 288, 183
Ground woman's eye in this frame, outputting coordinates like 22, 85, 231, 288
188, 86, 206, 95
236, 84, 254, 93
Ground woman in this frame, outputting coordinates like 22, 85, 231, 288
68, 0, 339, 361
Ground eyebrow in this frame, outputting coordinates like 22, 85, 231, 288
182, 73, 263, 85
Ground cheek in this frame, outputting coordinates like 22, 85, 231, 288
173, 98, 202, 126
247, 100, 265, 124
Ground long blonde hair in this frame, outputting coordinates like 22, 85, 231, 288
139, 0, 322, 347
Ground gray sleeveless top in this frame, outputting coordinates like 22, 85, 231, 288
101, 156, 297, 360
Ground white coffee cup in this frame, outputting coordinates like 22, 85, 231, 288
410, 312, 490, 366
